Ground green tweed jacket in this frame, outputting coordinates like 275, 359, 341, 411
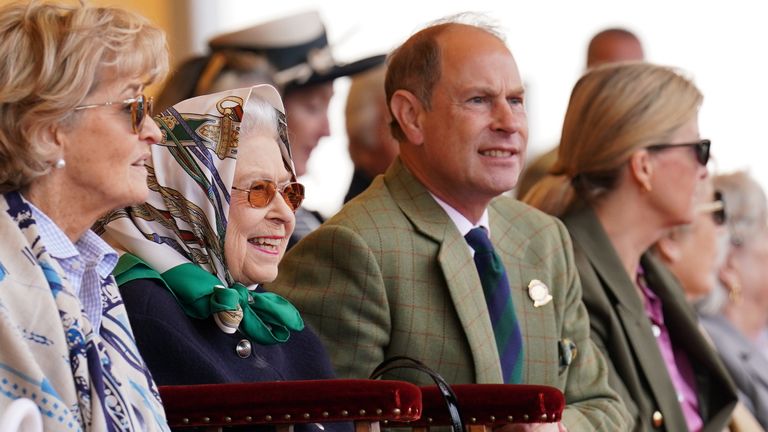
564, 205, 737, 432
270, 159, 630, 430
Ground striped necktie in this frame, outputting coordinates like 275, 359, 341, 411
465, 226, 524, 383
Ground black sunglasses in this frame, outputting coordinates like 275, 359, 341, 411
646, 138, 711, 166
74, 94, 153, 134
697, 190, 726, 225
231, 180, 305, 212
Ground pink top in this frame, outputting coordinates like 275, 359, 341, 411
637, 266, 703, 432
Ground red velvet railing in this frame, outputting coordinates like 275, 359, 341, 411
159, 379, 421, 430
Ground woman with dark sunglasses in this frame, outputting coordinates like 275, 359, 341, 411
523, 62, 738, 431
98, 85, 343, 431
0, 2, 170, 430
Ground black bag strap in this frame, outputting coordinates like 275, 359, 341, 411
369, 356, 464, 432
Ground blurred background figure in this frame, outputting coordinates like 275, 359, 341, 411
586, 27, 645, 66
516, 27, 645, 199
695, 171, 768, 429
651, 179, 729, 303
523, 62, 738, 431
651, 177, 768, 430
343, 65, 399, 203
156, 11, 384, 248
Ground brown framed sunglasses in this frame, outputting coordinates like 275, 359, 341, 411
74, 94, 153, 134
231, 180, 305, 212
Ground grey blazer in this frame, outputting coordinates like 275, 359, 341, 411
700, 313, 768, 429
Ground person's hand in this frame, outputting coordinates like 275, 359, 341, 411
494, 422, 568, 432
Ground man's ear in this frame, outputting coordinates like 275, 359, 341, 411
628, 149, 654, 193
389, 89, 425, 145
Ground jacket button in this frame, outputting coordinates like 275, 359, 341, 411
236, 339, 252, 358
652, 410, 663, 428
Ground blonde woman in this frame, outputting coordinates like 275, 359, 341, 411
523, 62, 737, 432
0, 2, 169, 430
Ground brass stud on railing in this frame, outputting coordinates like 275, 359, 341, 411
470, 417, 477, 423
383, 420, 389, 425
303, 413, 311, 419
265, 415, 273, 421
322, 412, 330, 418
284, 414, 292, 420
375, 409, 383, 415
523, 415, 529, 421
341, 410, 349, 417
359, 409, 366, 415
392, 408, 401, 415
489, 416, 495, 422
540, 414, 548, 421
507, 416, 514, 422
245, 416, 253, 422
427, 418, 433, 423
224, 416, 232, 423
182, 418, 190, 424
202, 417, 211, 423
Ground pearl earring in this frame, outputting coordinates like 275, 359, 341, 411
54, 158, 66, 169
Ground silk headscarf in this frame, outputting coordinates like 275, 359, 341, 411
97, 85, 303, 344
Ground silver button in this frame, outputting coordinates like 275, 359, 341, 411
651, 324, 661, 338
236, 339, 252, 358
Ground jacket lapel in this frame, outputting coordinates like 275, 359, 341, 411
565, 206, 688, 427
384, 159, 502, 382
643, 255, 737, 427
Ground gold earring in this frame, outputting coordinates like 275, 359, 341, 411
728, 281, 742, 304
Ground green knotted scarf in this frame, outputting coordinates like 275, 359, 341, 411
114, 253, 304, 344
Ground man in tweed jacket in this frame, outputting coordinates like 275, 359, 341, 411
270, 18, 630, 430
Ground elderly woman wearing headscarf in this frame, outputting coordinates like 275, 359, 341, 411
97, 85, 338, 393
0, 2, 169, 430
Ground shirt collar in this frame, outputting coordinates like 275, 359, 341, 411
27, 200, 118, 279
27, 200, 79, 261
430, 192, 490, 236
77, 230, 119, 279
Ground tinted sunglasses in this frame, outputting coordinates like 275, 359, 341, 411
697, 190, 726, 225
231, 180, 305, 212
74, 94, 153, 134
646, 138, 711, 166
